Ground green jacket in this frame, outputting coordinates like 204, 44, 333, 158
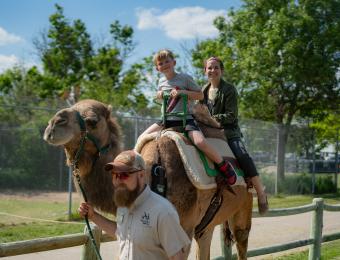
201, 79, 242, 139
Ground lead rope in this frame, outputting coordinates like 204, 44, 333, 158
72, 132, 103, 260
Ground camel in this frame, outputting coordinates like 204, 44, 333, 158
44, 99, 253, 260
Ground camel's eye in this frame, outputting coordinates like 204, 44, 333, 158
85, 118, 98, 129
55, 118, 67, 126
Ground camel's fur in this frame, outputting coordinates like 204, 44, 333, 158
44, 100, 253, 260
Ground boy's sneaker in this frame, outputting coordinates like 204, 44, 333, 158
218, 161, 237, 185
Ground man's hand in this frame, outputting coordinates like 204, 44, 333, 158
78, 202, 95, 220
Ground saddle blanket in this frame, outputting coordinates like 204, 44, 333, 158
135, 131, 246, 190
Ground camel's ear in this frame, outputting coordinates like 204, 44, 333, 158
105, 105, 113, 120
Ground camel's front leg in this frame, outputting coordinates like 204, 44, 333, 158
194, 227, 214, 260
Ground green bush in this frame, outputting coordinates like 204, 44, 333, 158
315, 175, 337, 194
0, 168, 32, 189
260, 171, 336, 195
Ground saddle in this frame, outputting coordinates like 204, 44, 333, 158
135, 131, 246, 190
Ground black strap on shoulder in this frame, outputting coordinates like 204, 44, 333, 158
194, 186, 223, 238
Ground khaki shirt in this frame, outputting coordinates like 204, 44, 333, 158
115, 185, 190, 260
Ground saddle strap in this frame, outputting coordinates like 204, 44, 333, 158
194, 186, 223, 238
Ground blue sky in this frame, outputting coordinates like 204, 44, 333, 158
0, 0, 242, 72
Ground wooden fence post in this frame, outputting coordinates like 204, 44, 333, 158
308, 198, 323, 260
220, 223, 232, 259
81, 223, 102, 260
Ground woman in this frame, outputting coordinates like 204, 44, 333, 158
201, 56, 268, 214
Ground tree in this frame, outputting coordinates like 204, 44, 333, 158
33, 4, 149, 112
0, 66, 59, 126
192, 0, 340, 180
312, 110, 340, 146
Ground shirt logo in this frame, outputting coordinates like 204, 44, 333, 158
140, 212, 150, 226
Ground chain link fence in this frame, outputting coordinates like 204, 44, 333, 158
0, 106, 338, 193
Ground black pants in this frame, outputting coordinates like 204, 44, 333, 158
228, 137, 258, 178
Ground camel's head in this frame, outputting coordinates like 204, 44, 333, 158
44, 107, 79, 146
44, 99, 122, 214
44, 99, 121, 150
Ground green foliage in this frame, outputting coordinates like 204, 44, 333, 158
0, 66, 61, 126
315, 175, 337, 194
110, 20, 135, 58
29, 3, 150, 112
261, 172, 337, 195
0, 169, 32, 189
0, 127, 68, 190
312, 111, 340, 145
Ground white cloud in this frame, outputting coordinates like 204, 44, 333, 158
0, 55, 40, 73
136, 7, 227, 40
0, 54, 19, 72
0, 27, 23, 46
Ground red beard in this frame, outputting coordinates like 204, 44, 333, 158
114, 182, 140, 208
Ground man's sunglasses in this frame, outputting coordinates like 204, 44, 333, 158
111, 170, 140, 180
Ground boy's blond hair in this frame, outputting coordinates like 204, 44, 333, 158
153, 49, 175, 65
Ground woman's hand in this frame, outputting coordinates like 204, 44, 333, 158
78, 202, 95, 220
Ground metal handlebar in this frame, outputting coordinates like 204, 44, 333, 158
161, 92, 188, 131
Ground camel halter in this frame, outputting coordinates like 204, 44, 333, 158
71, 111, 109, 260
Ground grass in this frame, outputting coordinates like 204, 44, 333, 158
0, 195, 84, 243
0, 199, 77, 224
0, 222, 83, 243
253, 192, 340, 209
267, 240, 340, 260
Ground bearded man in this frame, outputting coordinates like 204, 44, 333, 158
78, 150, 190, 260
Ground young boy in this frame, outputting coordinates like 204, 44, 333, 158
141, 49, 236, 185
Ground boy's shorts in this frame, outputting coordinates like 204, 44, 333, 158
156, 119, 200, 132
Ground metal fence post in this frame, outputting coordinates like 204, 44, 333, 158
308, 198, 323, 260
82, 223, 102, 260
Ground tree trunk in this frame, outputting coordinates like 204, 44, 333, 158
276, 124, 289, 182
